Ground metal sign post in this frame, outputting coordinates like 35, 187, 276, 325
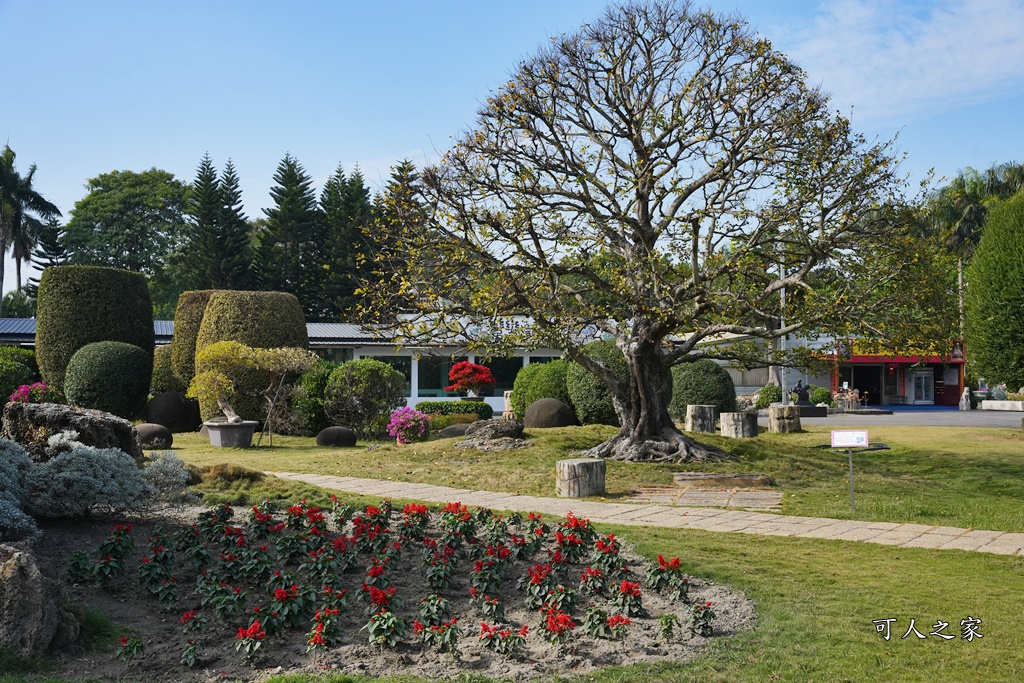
816, 431, 890, 514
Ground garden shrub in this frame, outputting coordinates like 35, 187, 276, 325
192, 290, 309, 421
35, 265, 153, 391
511, 360, 572, 419
25, 445, 154, 518
426, 413, 478, 432
669, 360, 737, 418
291, 360, 339, 435
566, 340, 629, 426
755, 383, 782, 409
0, 438, 32, 506
324, 359, 407, 439
64, 341, 152, 419
9, 381, 64, 404
0, 357, 35, 403
142, 451, 196, 505
169, 289, 216, 387
150, 344, 184, 394
809, 386, 833, 406
414, 401, 494, 420
0, 346, 38, 379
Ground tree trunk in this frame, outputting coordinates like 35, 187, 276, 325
720, 411, 758, 438
0, 236, 6, 317
684, 405, 717, 433
768, 405, 801, 433
555, 458, 606, 497
581, 329, 732, 463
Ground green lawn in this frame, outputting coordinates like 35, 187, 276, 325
171, 422, 1024, 532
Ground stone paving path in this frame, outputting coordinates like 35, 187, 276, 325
269, 472, 1024, 556
626, 486, 783, 511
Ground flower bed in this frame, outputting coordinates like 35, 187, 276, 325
53, 499, 753, 681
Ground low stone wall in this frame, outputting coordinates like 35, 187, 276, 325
980, 400, 1024, 411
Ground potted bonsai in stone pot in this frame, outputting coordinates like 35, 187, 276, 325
187, 341, 317, 447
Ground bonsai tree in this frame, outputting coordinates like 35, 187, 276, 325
187, 341, 318, 445
444, 361, 496, 397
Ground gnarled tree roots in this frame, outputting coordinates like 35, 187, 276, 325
583, 429, 734, 463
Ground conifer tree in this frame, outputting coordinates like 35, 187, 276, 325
317, 166, 374, 320
215, 160, 254, 289
25, 217, 70, 298
256, 153, 321, 316
186, 153, 222, 287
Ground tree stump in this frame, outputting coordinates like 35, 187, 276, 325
684, 405, 717, 433
768, 405, 801, 433
556, 458, 606, 498
720, 411, 758, 438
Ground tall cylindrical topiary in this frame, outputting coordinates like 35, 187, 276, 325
169, 289, 216, 387
64, 341, 152, 419
566, 340, 629, 426
669, 359, 737, 419
150, 344, 184, 394
35, 265, 154, 391
192, 290, 309, 421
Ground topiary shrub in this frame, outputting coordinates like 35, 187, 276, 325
324, 359, 406, 439
151, 345, 184, 394
511, 360, 572, 419
192, 290, 308, 421
64, 341, 152, 419
669, 359, 737, 418
755, 383, 782, 409
169, 289, 216, 387
291, 360, 339, 436
566, 340, 629, 426
414, 401, 494, 420
24, 444, 154, 518
809, 386, 833, 406
0, 357, 35, 403
35, 265, 153, 392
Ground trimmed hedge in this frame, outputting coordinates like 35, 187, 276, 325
324, 359, 407, 438
566, 340, 629, 426
0, 346, 38, 379
151, 345, 184, 394
510, 360, 572, 419
169, 289, 216, 387
415, 400, 494, 420
64, 341, 152, 419
669, 359, 737, 418
291, 360, 339, 436
35, 265, 154, 391
192, 290, 309, 421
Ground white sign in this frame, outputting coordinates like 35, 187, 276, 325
832, 430, 869, 448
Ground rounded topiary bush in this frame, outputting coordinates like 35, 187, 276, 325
35, 265, 154, 391
292, 361, 339, 436
64, 341, 152, 419
193, 290, 309, 421
755, 383, 782, 409
511, 360, 573, 419
151, 344, 184, 394
669, 359, 737, 418
169, 289, 216, 387
809, 386, 833, 406
324, 359, 406, 439
566, 340, 628, 426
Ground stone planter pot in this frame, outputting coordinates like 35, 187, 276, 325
204, 420, 259, 448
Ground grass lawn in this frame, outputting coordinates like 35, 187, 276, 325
172, 422, 1024, 532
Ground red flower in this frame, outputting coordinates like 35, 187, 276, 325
120, 636, 128, 646
618, 580, 642, 597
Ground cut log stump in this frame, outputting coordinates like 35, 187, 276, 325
720, 411, 758, 438
556, 458, 606, 498
685, 405, 718, 433
768, 405, 802, 433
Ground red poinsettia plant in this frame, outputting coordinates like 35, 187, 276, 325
444, 361, 496, 396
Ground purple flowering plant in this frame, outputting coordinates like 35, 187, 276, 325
386, 407, 430, 444
9, 381, 64, 404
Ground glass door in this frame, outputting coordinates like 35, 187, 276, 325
912, 370, 934, 405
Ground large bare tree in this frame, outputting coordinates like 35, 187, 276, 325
362, 1, 943, 462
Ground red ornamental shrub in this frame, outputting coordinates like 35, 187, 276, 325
444, 361, 496, 394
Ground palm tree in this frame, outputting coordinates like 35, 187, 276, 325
0, 146, 61, 313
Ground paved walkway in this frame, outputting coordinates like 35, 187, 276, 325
270, 472, 1024, 557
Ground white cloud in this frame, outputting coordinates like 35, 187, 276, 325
776, 0, 1024, 123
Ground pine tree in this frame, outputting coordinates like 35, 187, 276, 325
25, 217, 70, 298
316, 166, 374, 320
215, 161, 254, 289
256, 153, 321, 315
186, 153, 222, 287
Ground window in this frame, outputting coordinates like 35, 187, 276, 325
359, 354, 412, 393
481, 357, 524, 395
315, 348, 353, 364
417, 356, 466, 397
527, 356, 560, 364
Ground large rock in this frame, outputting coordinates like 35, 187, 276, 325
2, 402, 144, 463
524, 398, 578, 428
0, 544, 79, 658
136, 423, 173, 449
316, 426, 357, 447
456, 419, 532, 451
437, 422, 472, 439
146, 391, 202, 433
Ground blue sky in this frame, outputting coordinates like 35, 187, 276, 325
3, 0, 1023, 295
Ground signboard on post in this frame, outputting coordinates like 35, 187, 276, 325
831, 430, 868, 448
